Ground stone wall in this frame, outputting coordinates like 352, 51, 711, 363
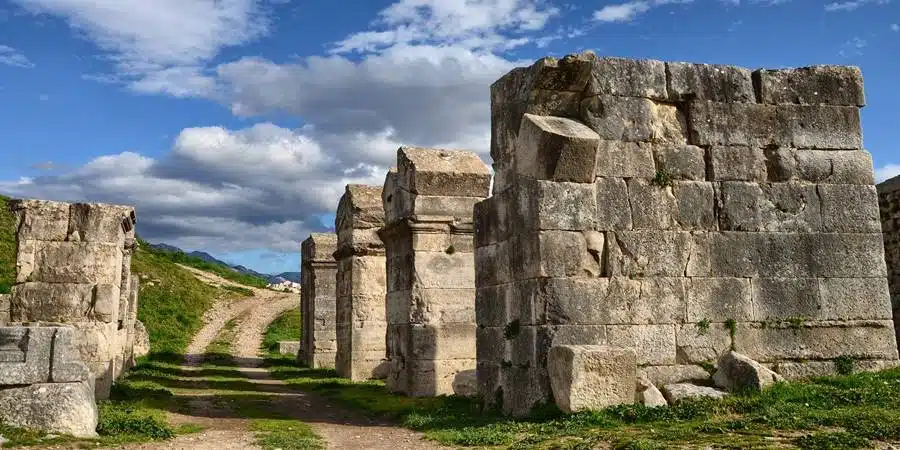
879, 175, 900, 344
476, 52, 898, 416
379, 147, 491, 396
0, 326, 98, 437
334, 185, 389, 380
300, 232, 338, 368
7, 199, 140, 399
0, 293, 9, 326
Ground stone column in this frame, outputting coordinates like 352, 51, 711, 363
476, 53, 898, 416
879, 175, 900, 345
7, 199, 138, 400
300, 232, 338, 368
334, 185, 388, 380
379, 147, 491, 396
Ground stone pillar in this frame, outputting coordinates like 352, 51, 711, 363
7, 199, 138, 400
334, 185, 388, 380
879, 175, 900, 345
379, 147, 492, 396
476, 53, 898, 416
300, 232, 338, 368
0, 294, 9, 326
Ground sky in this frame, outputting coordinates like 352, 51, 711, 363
0, 0, 897, 275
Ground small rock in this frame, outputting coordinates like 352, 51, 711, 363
636, 376, 668, 407
713, 351, 785, 392
662, 383, 728, 404
452, 369, 478, 397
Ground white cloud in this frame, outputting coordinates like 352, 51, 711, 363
824, 0, 890, 12
593, 0, 692, 23
0, 44, 35, 68
891, 23, 899, 31
876, 164, 900, 183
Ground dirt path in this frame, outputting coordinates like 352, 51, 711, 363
127, 266, 447, 450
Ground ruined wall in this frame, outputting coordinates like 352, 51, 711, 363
379, 147, 491, 396
879, 175, 900, 344
334, 185, 388, 380
476, 52, 898, 416
0, 326, 98, 437
0, 293, 9, 325
300, 232, 338, 368
7, 199, 140, 399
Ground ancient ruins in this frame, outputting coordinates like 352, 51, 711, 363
299, 232, 338, 368
879, 175, 900, 344
379, 147, 492, 396
334, 185, 389, 380
474, 53, 898, 416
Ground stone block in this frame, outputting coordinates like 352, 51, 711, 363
475, 284, 508, 328
548, 345, 637, 413
392, 323, 476, 361
595, 177, 633, 230
9, 282, 95, 322
133, 320, 150, 359
594, 140, 657, 178
582, 96, 687, 143
687, 277, 753, 322
0, 326, 53, 384
754, 65, 865, 106
818, 278, 892, 321
774, 359, 900, 380
654, 144, 706, 181
637, 376, 668, 407
751, 278, 820, 321
662, 383, 728, 403
28, 241, 123, 285
516, 114, 601, 183
734, 320, 898, 362
639, 364, 712, 386
335, 184, 385, 232
628, 179, 677, 230
779, 105, 862, 149
606, 231, 692, 277
452, 369, 478, 397
818, 184, 881, 232
673, 182, 717, 230
717, 182, 822, 232
540, 277, 684, 326
517, 178, 596, 231
809, 232, 887, 277
528, 53, 596, 92
278, 341, 301, 356
665, 62, 754, 102
515, 230, 601, 279
790, 150, 875, 185
67, 203, 133, 243
675, 323, 732, 364
412, 251, 476, 290
50, 327, 92, 383
7, 199, 70, 241
0, 380, 98, 438
605, 324, 677, 365
397, 147, 491, 197
587, 57, 667, 99
709, 146, 767, 181
713, 351, 784, 392
688, 101, 784, 147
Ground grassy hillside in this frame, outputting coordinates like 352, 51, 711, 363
145, 246, 270, 289
0, 195, 15, 294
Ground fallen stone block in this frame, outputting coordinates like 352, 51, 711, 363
278, 341, 301, 356
662, 383, 728, 404
712, 351, 785, 392
636, 376, 668, 407
452, 369, 478, 397
548, 345, 637, 413
0, 380, 98, 438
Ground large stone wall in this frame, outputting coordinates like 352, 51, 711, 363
300, 232, 338, 368
7, 199, 140, 399
476, 52, 898, 416
379, 147, 491, 396
334, 185, 389, 380
0, 326, 98, 437
879, 175, 900, 344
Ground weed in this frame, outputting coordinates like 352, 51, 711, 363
835, 355, 857, 376
724, 318, 737, 350
652, 170, 673, 188
696, 318, 711, 336
793, 431, 869, 449
97, 402, 175, 440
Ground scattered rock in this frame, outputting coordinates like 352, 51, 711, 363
713, 351, 785, 392
636, 376, 668, 407
452, 369, 478, 397
662, 383, 728, 404
548, 345, 637, 413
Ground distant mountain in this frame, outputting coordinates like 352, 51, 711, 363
149, 242, 297, 283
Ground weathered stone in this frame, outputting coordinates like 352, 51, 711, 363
709, 146, 767, 182
675, 323, 732, 364
734, 321, 898, 362
687, 277, 753, 322
636, 376, 668, 407
0, 380, 98, 438
639, 365, 712, 386
606, 231, 692, 277
278, 341, 301, 356
666, 62, 754, 103
397, 146, 491, 197
751, 278, 820, 321
713, 351, 784, 392
606, 324, 677, 365
300, 233, 338, 369
548, 345, 637, 413
662, 383, 728, 403
452, 369, 478, 397
587, 57, 667, 99
582, 96, 686, 143
0, 294, 9, 326
7, 199, 70, 241
819, 184, 881, 232
654, 145, 706, 181
594, 140, 656, 178
594, 177, 632, 230
717, 182, 822, 232
754, 65, 865, 106
516, 114, 601, 183
133, 320, 150, 359
67, 203, 134, 243
790, 149, 875, 185
517, 178, 596, 231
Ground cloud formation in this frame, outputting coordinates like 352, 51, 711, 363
593, 0, 692, 23
876, 164, 900, 183
0, 44, 35, 68
824, 0, 890, 12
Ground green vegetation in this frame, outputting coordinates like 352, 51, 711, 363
222, 284, 255, 297
652, 170, 674, 188
835, 355, 857, 376
262, 308, 301, 355
143, 244, 269, 289
0, 195, 16, 294
696, 318, 711, 336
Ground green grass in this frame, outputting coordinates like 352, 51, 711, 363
262, 309, 301, 355
250, 418, 324, 450
142, 244, 269, 289
222, 284, 255, 297
0, 195, 16, 294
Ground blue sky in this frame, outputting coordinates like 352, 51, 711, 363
0, 0, 897, 275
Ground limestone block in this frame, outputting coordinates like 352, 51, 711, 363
639, 365, 711, 386
392, 358, 475, 397
0, 326, 52, 384
452, 369, 478, 397
7, 199, 70, 241
712, 351, 784, 392
688, 101, 784, 147
0, 380, 98, 438
474, 243, 511, 288
29, 241, 123, 285
734, 320, 898, 362
636, 376, 668, 407
687, 277, 753, 322
709, 146, 768, 182
675, 323, 732, 364
665, 62, 754, 103
475, 284, 509, 328
594, 140, 657, 178
587, 57, 667, 99
396, 147, 491, 197
605, 324, 677, 365
51, 327, 92, 383
528, 53, 595, 92
629, 180, 715, 231
538, 277, 683, 326
516, 178, 596, 231
662, 383, 728, 403
818, 184, 881, 233
474, 196, 503, 248
70, 322, 118, 363
653, 144, 706, 181
606, 230, 692, 278
390, 288, 476, 325
717, 182, 823, 232
515, 114, 600, 183
10, 282, 95, 322
774, 359, 900, 380
335, 184, 385, 232
548, 345, 637, 413
754, 65, 865, 106
779, 105, 862, 149
817, 278, 892, 321
595, 177, 633, 230
302, 233, 338, 262
514, 230, 601, 279
788, 149, 875, 185
582, 96, 687, 143
0, 294, 9, 326
278, 341, 301, 356
807, 232, 887, 278
67, 203, 133, 243
392, 323, 476, 361
133, 320, 150, 358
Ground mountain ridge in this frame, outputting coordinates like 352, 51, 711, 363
147, 242, 298, 283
